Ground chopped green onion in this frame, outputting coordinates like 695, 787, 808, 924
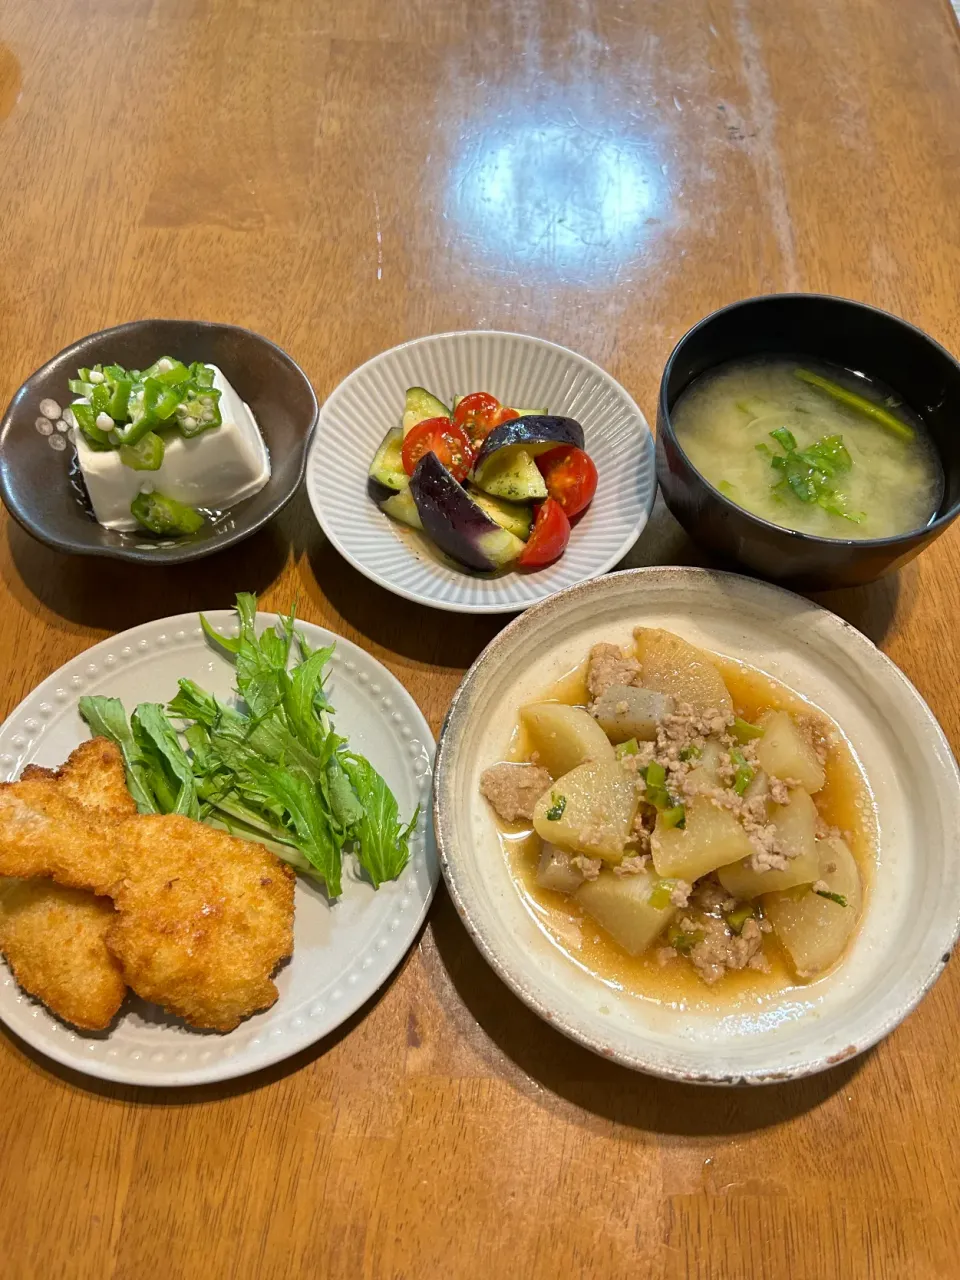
732, 717, 763, 743
678, 744, 702, 763
616, 738, 639, 759
666, 923, 704, 954
725, 903, 755, 934
730, 747, 755, 796
648, 879, 676, 910
545, 793, 566, 821
644, 761, 666, 789
794, 367, 914, 442
814, 888, 848, 907
660, 804, 686, 830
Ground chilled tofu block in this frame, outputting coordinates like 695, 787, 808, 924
74, 366, 270, 531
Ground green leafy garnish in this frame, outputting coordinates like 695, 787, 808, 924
762, 428, 866, 525
814, 889, 848, 907
678, 744, 702, 763
545, 793, 567, 821
794, 367, 914, 442
78, 594, 418, 897
616, 738, 639, 759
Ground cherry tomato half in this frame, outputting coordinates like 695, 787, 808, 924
516, 497, 571, 567
535, 445, 598, 517
453, 392, 519, 450
401, 417, 474, 482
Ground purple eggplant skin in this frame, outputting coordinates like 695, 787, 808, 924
409, 451, 515, 571
473, 415, 584, 470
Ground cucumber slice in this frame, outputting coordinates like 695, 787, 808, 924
473, 447, 548, 502
369, 427, 408, 492
381, 488, 422, 530
467, 486, 532, 540
402, 387, 450, 437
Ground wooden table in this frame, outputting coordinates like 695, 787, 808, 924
1, 0, 959, 1275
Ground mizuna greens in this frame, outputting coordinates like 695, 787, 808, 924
78, 594, 418, 897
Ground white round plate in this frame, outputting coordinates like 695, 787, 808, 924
306, 331, 656, 613
0, 612, 438, 1087
435, 567, 960, 1084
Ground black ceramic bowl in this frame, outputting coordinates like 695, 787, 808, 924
657, 294, 960, 589
0, 319, 318, 564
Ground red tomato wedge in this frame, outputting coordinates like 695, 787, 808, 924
453, 392, 519, 450
516, 498, 571, 567
535, 445, 598, 517
401, 417, 474, 482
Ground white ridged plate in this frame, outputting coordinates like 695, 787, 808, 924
0, 612, 438, 1087
306, 331, 656, 613
435, 568, 960, 1084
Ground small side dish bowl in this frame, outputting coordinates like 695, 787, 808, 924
0, 319, 318, 565
657, 294, 960, 589
434, 567, 960, 1084
306, 331, 656, 613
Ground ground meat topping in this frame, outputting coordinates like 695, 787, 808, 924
669, 879, 692, 908
586, 643, 641, 701
479, 762, 552, 823
614, 853, 650, 876
680, 913, 769, 984
571, 855, 602, 880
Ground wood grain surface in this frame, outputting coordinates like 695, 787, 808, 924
1, 0, 959, 1276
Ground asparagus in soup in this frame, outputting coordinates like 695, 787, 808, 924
671, 357, 943, 539
479, 629, 872, 988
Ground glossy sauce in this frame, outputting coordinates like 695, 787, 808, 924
498, 651, 877, 1011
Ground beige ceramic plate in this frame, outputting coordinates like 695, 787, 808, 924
434, 567, 960, 1084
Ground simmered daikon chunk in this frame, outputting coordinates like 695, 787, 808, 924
521, 702, 615, 776
532, 758, 638, 861
763, 837, 862, 977
576, 868, 677, 955
535, 843, 585, 895
683, 739, 725, 795
755, 710, 825, 793
591, 684, 674, 743
717, 788, 820, 897
652, 796, 754, 880
633, 627, 733, 717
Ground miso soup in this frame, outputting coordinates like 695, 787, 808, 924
671, 357, 943, 539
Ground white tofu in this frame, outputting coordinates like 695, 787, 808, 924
74, 365, 271, 531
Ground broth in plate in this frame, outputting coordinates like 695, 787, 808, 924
671, 357, 943, 540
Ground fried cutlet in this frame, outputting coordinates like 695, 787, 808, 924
0, 881, 126, 1031
0, 748, 296, 1032
0, 738, 132, 1030
106, 815, 296, 1032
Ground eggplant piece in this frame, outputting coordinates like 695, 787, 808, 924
409, 451, 524, 571
473, 415, 585, 471
473, 415, 586, 499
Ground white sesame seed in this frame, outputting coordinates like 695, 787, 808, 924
95, 411, 113, 431
157, 358, 174, 373
39, 398, 61, 419
87, 370, 105, 384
